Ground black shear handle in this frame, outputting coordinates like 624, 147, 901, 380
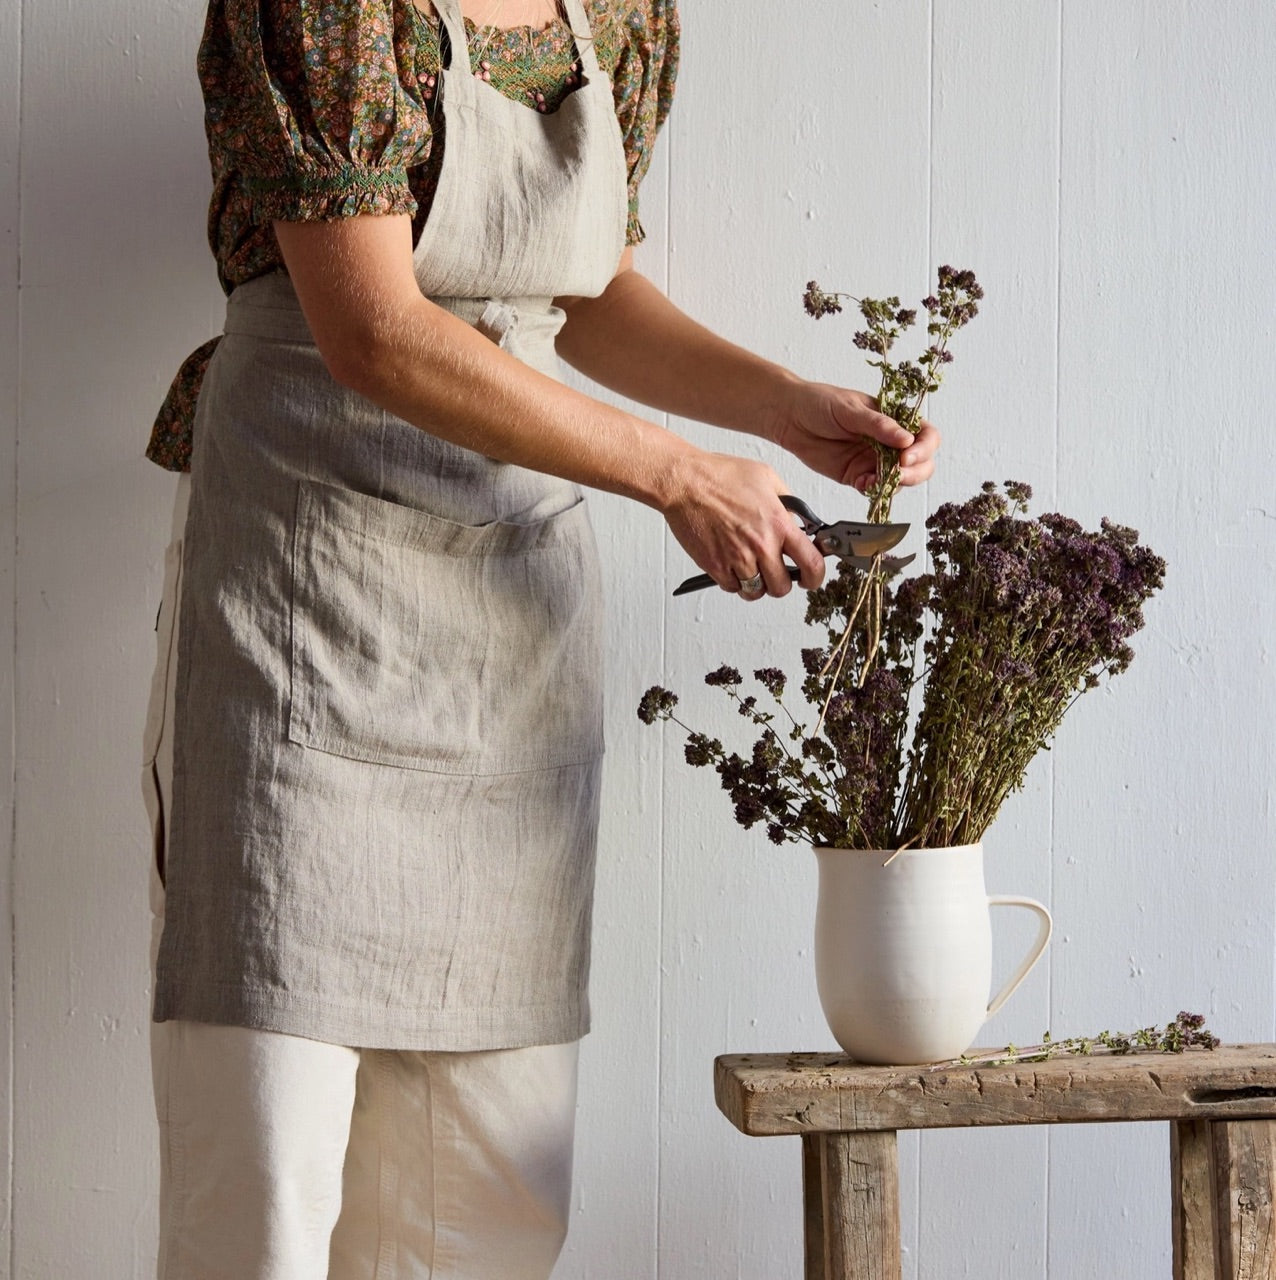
671, 496, 824, 596
672, 566, 803, 597
779, 494, 823, 531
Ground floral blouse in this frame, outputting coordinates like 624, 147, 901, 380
147, 0, 680, 471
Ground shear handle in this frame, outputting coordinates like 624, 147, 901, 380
780, 494, 824, 533
671, 566, 805, 596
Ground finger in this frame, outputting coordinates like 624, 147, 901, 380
779, 520, 826, 592
897, 454, 936, 485
732, 491, 802, 599
860, 410, 916, 449
751, 559, 789, 599
902, 421, 941, 464
735, 518, 821, 600
897, 421, 940, 485
726, 564, 766, 600
736, 570, 766, 601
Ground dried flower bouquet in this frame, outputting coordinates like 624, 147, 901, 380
639, 270, 1166, 852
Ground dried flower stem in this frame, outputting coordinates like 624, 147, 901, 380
922, 1012, 1221, 1072
815, 566, 875, 733
803, 269, 984, 708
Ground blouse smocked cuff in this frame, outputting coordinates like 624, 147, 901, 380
245, 166, 419, 225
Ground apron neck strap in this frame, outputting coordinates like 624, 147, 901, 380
559, 0, 603, 80
432, 0, 470, 70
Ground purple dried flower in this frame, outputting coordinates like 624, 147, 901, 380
684, 732, 719, 767
803, 281, 843, 318
754, 667, 787, 697
637, 686, 677, 724
733, 794, 767, 827
705, 665, 742, 688
994, 657, 1035, 684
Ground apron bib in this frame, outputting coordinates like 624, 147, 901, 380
153, 0, 627, 1050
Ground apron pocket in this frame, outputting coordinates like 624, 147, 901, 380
288, 479, 604, 776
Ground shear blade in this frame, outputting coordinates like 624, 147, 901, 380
842, 552, 917, 575
816, 521, 910, 558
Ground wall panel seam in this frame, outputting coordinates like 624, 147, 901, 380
7, 0, 23, 1268
1045, 0, 1065, 1262
654, 94, 671, 1280
920, 1, 935, 1267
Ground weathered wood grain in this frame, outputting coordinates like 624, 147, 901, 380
716, 1047, 1276, 1137
1212, 1120, 1276, 1280
802, 1134, 826, 1280
1171, 1119, 1216, 1280
820, 1132, 901, 1280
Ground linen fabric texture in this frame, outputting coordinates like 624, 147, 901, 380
151, 0, 629, 1050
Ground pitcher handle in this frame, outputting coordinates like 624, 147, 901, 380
985, 896, 1053, 1017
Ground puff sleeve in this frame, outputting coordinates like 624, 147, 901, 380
200, 0, 436, 224
606, 0, 679, 245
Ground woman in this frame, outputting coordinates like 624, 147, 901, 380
141, 0, 939, 1274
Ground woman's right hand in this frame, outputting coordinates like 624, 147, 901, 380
657, 452, 826, 600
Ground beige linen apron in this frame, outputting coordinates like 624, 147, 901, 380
152, 0, 627, 1050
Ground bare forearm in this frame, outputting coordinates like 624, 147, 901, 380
271, 216, 710, 511
555, 265, 802, 440
340, 292, 701, 509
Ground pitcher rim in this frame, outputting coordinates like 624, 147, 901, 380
812, 841, 984, 861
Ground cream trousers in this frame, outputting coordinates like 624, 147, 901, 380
144, 477, 578, 1279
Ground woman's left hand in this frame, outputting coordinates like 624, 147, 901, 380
773, 381, 940, 494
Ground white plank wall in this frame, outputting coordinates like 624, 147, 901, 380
658, 4, 933, 1273
14, 0, 217, 1273
0, 0, 19, 1271
1048, 3, 1276, 1275
916, 3, 1060, 1274
6, 0, 1276, 1277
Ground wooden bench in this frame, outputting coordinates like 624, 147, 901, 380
714, 1045, 1276, 1279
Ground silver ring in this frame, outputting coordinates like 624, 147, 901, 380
737, 573, 764, 596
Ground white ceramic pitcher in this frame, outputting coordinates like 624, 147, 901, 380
813, 842, 1052, 1064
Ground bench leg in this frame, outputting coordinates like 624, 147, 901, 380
1174, 1117, 1276, 1279
1172, 1119, 1216, 1279
802, 1134, 827, 1280
805, 1131, 900, 1280
1211, 1119, 1276, 1279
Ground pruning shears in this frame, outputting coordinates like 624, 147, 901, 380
672, 495, 913, 596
